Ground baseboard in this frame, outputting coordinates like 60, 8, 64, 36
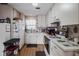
26, 44, 37, 47
17, 43, 26, 56
19, 43, 26, 51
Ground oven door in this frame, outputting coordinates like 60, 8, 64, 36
44, 36, 50, 54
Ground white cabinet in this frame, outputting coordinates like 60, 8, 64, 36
50, 41, 73, 56
50, 41, 58, 56
46, 3, 79, 26
26, 33, 37, 44
50, 41, 63, 56
73, 4, 79, 24
36, 33, 44, 44
55, 3, 79, 26
25, 33, 44, 44
46, 8, 56, 27
37, 16, 46, 27
54, 4, 74, 26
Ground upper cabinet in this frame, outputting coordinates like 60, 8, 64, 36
58, 3, 79, 26
46, 8, 56, 27
37, 16, 46, 27
54, 4, 75, 26
13, 9, 21, 18
46, 3, 79, 26
73, 4, 79, 24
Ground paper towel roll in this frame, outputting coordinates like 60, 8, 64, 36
74, 38, 78, 43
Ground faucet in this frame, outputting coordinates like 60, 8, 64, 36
68, 36, 74, 41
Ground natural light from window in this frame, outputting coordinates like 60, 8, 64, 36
26, 19, 36, 30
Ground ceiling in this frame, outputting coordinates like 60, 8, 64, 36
9, 3, 53, 16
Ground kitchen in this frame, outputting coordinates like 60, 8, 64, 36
0, 3, 79, 56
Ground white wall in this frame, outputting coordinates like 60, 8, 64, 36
19, 14, 25, 49
0, 4, 13, 19
46, 3, 79, 26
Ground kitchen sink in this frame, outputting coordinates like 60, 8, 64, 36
56, 37, 61, 39
57, 40, 66, 42
62, 42, 79, 47
63, 44, 71, 47
72, 44, 78, 46
57, 40, 79, 47
71, 43, 78, 46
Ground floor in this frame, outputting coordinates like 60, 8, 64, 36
17, 44, 45, 56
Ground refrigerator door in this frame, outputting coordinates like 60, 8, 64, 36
0, 23, 10, 56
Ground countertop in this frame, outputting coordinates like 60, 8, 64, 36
44, 33, 79, 52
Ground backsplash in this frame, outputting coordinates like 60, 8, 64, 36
62, 24, 79, 41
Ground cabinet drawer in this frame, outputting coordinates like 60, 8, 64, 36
54, 46, 65, 56
51, 42, 73, 56
50, 42, 65, 56
54, 43, 66, 56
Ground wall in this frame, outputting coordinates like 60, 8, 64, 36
68, 25, 79, 38
62, 24, 79, 43
0, 4, 13, 19
19, 14, 25, 49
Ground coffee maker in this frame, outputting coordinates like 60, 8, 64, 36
46, 27, 56, 36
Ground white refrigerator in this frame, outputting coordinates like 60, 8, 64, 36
0, 23, 10, 56
12, 20, 25, 49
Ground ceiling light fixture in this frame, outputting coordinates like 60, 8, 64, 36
32, 3, 38, 7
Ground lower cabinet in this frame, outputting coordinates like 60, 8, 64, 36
26, 33, 44, 44
50, 41, 73, 56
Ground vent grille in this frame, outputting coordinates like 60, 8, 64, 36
0, 3, 8, 5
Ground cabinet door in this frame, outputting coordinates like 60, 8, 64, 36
50, 41, 65, 56
50, 41, 74, 56
73, 4, 79, 24
36, 33, 44, 44
54, 3, 78, 26
60, 4, 74, 25
0, 24, 6, 56
30, 33, 37, 44
26, 33, 37, 44
50, 41, 59, 56
53, 43, 65, 56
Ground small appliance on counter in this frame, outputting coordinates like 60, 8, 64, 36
46, 27, 56, 36
60, 26, 69, 38
74, 37, 79, 44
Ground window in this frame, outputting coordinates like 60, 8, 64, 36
26, 19, 36, 30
